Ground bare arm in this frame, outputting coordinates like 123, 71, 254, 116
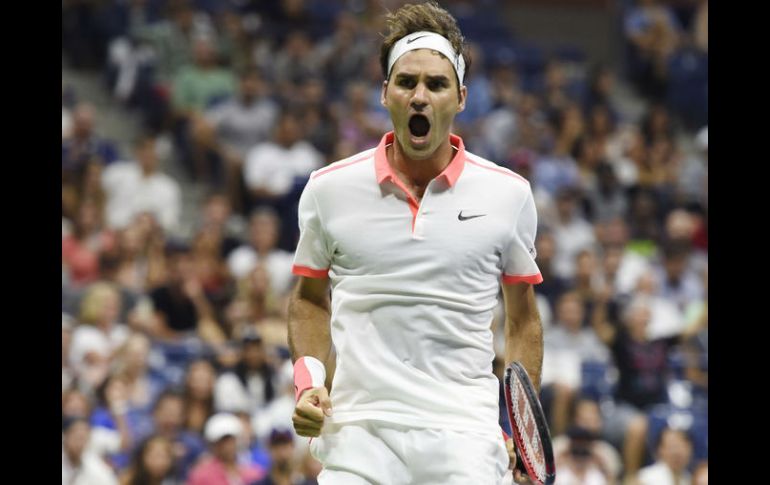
502, 283, 544, 392
288, 276, 332, 364
288, 275, 334, 437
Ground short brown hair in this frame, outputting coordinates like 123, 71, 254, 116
379, 1, 471, 86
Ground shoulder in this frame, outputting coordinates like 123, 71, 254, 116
463, 152, 530, 188
305, 148, 377, 196
462, 152, 532, 207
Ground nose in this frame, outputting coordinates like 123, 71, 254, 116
410, 82, 428, 111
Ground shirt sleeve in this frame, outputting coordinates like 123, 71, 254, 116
292, 177, 332, 278
502, 187, 543, 285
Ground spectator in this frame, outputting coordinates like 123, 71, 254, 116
624, 0, 682, 99
214, 328, 277, 413
188, 224, 233, 317
335, 80, 391, 155
172, 35, 237, 182
100, 216, 168, 295
553, 426, 613, 485
62, 417, 120, 485
532, 230, 570, 312
215, 9, 254, 73
227, 207, 296, 297
102, 135, 182, 234
636, 427, 694, 485
194, 67, 280, 211
242, 109, 324, 202
654, 241, 705, 312
119, 434, 177, 485
296, 76, 340, 158
196, 191, 246, 259
271, 30, 322, 100
140, 389, 206, 482
131, 2, 214, 88
607, 128, 643, 190
514, 92, 549, 154
542, 59, 574, 116
592, 295, 682, 480
69, 282, 129, 392
475, 61, 519, 162
88, 372, 139, 470
626, 188, 662, 253
147, 243, 223, 344
250, 429, 297, 485
681, 271, 707, 393
183, 358, 218, 435
315, 11, 370, 89
551, 186, 597, 281
552, 396, 622, 481
533, 105, 583, 198
583, 64, 620, 122
587, 162, 628, 223
62, 199, 117, 288
62, 103, 121, 178
63, 388, 93, 421
112, 332, 168, 413
252, 360, 298, 446
542, 291, 610, 435
187, 413, 265, 485
641, 103, 674, 146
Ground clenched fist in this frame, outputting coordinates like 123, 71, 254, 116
292, 386, 333, 437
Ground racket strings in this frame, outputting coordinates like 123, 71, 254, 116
511, 378, 547, 481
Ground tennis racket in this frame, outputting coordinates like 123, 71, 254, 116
503, 361, 556, 485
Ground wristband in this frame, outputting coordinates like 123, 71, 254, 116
293, 356, 326, 401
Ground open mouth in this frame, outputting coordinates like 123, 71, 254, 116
408, 114, 431, 137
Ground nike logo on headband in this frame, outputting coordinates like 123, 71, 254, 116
406, 35, 429, 44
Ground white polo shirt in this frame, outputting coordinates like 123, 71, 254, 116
292, 132, 542, 433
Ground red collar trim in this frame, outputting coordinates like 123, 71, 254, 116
374, 131, 466, 187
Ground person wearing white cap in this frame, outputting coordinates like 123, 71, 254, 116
288, 2, 544, 484
186, 413, 265, 485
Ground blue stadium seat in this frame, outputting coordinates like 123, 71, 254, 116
580, 360, 617, 402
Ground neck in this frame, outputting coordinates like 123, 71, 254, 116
389, 136, 454, 189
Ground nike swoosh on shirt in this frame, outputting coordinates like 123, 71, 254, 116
458, 211, 486, 221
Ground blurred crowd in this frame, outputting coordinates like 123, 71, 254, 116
62, 0, 707, 484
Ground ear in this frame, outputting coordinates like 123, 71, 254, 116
381, 81, 389, 107
457, 85, 468, 113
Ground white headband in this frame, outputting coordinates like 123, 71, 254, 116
387, 31, 466, 85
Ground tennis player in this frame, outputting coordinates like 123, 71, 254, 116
289, 2, 543, 483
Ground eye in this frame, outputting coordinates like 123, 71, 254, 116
428, 80, 447, 91
397, 78, 416, 89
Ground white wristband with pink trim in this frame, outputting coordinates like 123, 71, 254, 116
293, 356, 326, 401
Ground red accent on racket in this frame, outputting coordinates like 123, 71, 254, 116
504, 362, 556, 485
